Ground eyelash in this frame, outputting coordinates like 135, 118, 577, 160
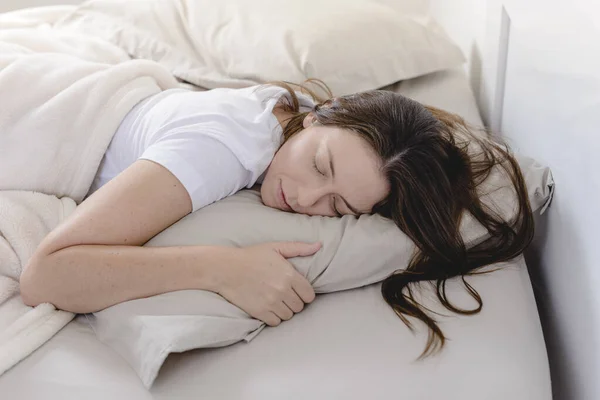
313, 157, 342, 216
313, 157, 325, 176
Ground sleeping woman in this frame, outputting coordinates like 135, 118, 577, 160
20, 81, 534, 356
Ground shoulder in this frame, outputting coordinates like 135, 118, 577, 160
134, 85, 313, 123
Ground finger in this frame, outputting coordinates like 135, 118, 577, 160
274, 241, 322, 259
291, 274, 316, 304
283, 291, 305, 313
272, 301, 294, 321
257, 312, 281, 327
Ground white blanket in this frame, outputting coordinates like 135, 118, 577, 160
0, 7, 179, 375
0, 192, 76, 376
0, 29, 178, 201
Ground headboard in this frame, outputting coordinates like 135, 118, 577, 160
430, 1, 600, 399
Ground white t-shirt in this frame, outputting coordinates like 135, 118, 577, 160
88, 85, 314, 211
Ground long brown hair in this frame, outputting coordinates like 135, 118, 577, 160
268, 81, 535, 357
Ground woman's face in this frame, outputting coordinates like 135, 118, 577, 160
261, 114, 390, 217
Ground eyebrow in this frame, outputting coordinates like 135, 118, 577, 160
327, 145, 361, 216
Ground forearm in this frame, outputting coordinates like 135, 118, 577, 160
21, 244, 231, 313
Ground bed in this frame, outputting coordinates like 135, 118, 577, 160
0, 61, 552, 399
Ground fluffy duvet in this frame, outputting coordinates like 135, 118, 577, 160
0, 6, 178, 375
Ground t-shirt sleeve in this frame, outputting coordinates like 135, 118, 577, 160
139, 134, 252, 212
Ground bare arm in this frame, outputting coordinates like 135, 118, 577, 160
21, 160, 318, 325
21, 160, 200, 312
23, 244, 237, 313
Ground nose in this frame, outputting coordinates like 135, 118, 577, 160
296, 184, 329, 210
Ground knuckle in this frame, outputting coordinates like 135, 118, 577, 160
267, 294, 280, 306
276, 284, 289, 294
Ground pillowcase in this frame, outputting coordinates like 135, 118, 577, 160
56, 0, 465, 95
88, 156, 553, 388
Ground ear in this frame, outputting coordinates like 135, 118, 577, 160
302, 113, 317, 128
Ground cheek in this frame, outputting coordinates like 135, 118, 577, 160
272, 137, 310, 174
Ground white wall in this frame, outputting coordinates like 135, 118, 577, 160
499, 3, 600, 399
430, 1, 600, 399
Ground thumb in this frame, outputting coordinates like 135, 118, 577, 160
274, 241, 322, 259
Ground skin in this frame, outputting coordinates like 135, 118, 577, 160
21, 105, 389, 327
262, 112, 390, 217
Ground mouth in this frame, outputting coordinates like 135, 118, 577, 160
278, 180, 292, 212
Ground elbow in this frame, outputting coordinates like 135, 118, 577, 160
21, 252, 90, 314
20, 253, 54, 308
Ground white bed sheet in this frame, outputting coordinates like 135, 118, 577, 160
0, 68, 552, 400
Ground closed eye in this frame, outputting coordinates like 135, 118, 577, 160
313, 156, 325, 176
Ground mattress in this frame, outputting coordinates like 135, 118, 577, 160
0, 68, 552, 400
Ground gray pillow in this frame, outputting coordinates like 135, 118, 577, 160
87, 154, 553, 388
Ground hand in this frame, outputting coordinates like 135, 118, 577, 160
215, 241, 321, 326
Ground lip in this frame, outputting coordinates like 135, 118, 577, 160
278, 181, 292, 212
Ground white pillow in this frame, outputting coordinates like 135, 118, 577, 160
56, 0, 465, 95
88, 156, 553, 388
